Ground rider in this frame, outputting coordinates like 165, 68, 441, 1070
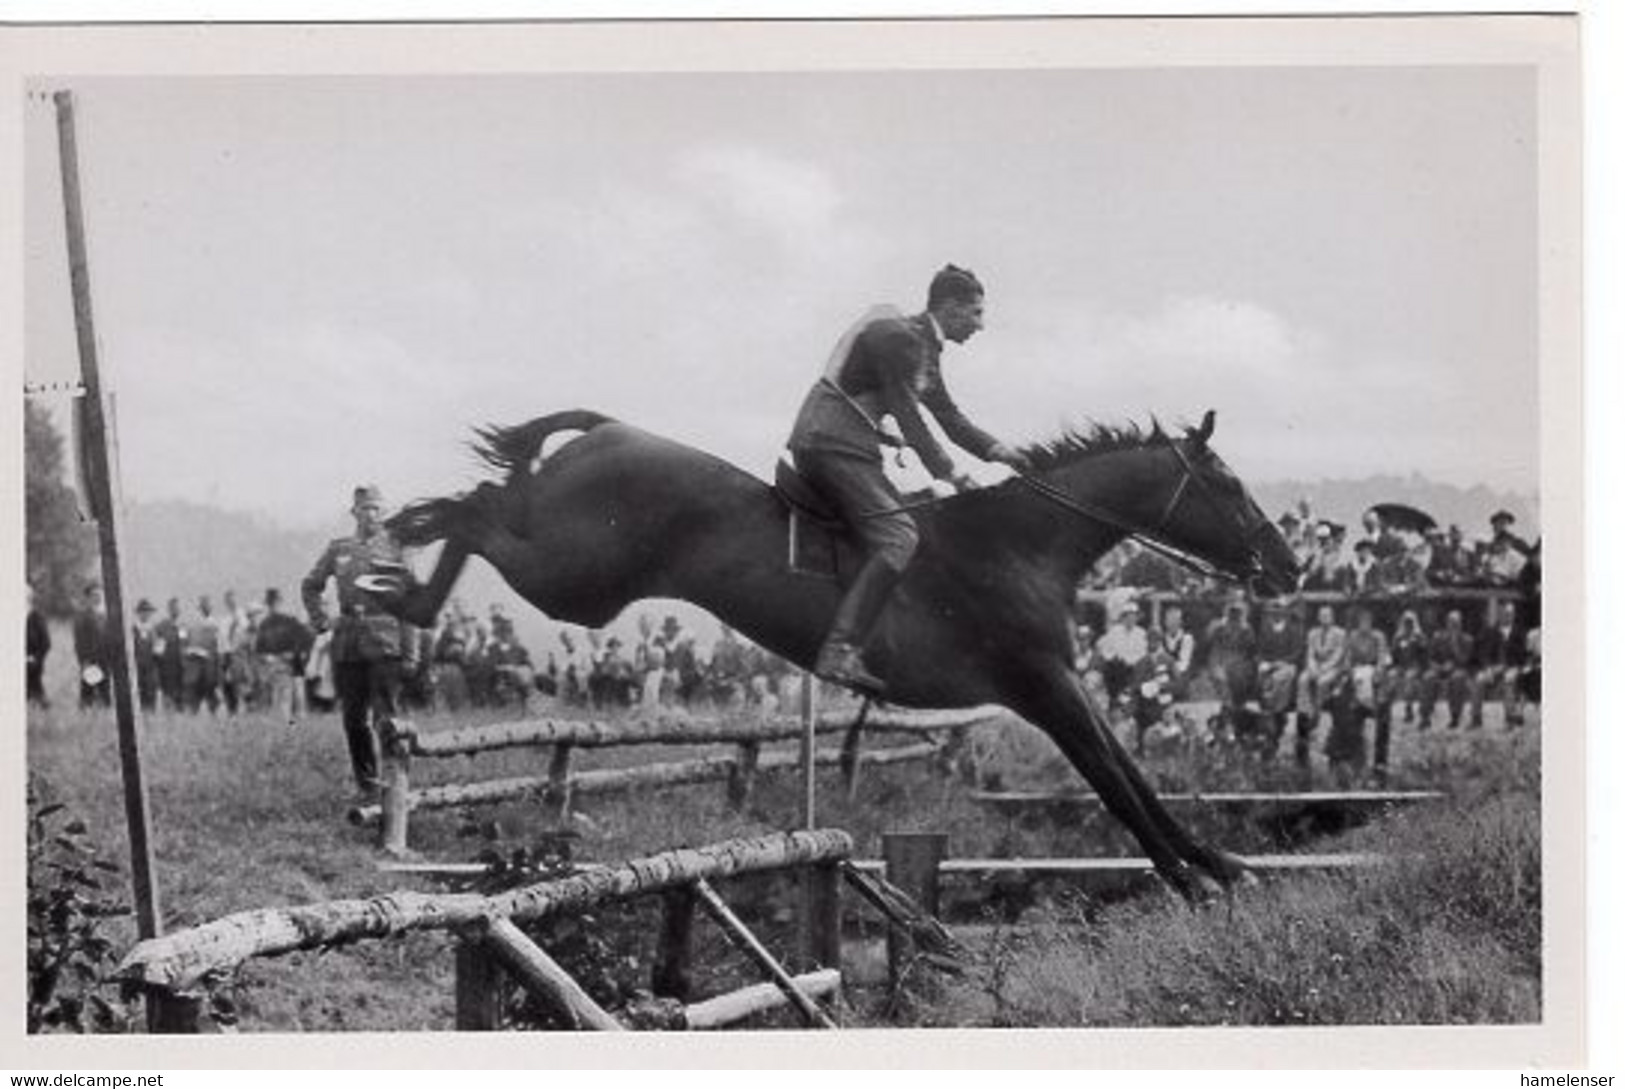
787, 264, 1032, 694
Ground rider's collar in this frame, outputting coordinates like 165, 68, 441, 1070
924, 311, 945, 347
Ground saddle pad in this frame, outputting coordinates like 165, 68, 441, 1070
788, 507, 841, 580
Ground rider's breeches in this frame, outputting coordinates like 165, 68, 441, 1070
793, 449, 918, 572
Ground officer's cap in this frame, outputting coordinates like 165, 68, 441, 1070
353, 484, 385, 510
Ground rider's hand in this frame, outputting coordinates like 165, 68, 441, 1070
950, 473, 980, 494
987, 442, 1033, 474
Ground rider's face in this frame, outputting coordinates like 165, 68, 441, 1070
939, 297, 985, 344
353, 502, 384, 535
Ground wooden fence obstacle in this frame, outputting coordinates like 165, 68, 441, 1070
360, 720, 947, 850
120, 829, 853, 1033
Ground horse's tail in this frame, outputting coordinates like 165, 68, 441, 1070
473, 409, 616, 480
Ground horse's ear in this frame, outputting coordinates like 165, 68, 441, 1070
1149, 414, 1167, 441
1190, 409, 1216, 446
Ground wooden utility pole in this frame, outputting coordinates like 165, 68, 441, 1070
52, 90, 162, 943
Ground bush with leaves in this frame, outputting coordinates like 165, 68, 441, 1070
27, 779, 134, 1033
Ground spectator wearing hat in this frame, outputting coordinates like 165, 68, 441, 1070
26, 582, 51, 709
654, 614, 702, 706
1277, 511, 1314, 574
1483, 512, 1531, 587
1348, 539, 1380, 594
255, 587, 312, 723
131, 598, 160, 713
1095, 601, 1150, 711
302, 483, 419, 799
72, 583, 111, 710
1301, 523, 1353, 593
153, 597, 188, 713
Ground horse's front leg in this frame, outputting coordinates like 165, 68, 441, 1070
1006, 664, 1219, 901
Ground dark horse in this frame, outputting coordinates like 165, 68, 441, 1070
380, 407, 1299, 899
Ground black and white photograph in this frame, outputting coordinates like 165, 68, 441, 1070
4, 10, 1591, 1070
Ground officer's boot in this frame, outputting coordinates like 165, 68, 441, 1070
814, 556, 903, 696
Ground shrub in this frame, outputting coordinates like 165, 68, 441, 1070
27, 779, 136, 1033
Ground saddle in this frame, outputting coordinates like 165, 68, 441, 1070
773, 459, 857, 580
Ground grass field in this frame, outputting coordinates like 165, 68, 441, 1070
25, 653, 1541, 1032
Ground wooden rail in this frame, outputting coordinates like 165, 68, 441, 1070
119, 830, 853, 1033
972, 789, 1445, 808
351, 741, 942, 828
363, 702, 995, 853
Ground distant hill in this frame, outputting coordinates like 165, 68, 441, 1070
122, 499, 332, 611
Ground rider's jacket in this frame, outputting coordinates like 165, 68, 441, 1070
787, 305, 999, 480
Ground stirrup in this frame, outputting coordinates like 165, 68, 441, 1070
814, 641, 886, 697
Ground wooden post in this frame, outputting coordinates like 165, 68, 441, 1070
482, 917, 625, 1031
882, 832, 947, 992
546, 743, 574, 822
145, 991, 203, 1034
799, 671, 818, 830
379, 719, 411, 856
692, 878, 837, 1029
52, 91, 163, 962
454, 937, 504, 1031
652, 885, 697, 1000
801, 861, 842, 972
726, 739, 760, 811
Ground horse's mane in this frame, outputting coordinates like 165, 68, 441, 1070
1017, 420, 1161, 473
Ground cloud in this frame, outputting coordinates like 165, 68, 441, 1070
1117, 295, 1305, 370
675, 146, 843, 252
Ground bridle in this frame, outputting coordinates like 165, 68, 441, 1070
1015, 435, 1270, 584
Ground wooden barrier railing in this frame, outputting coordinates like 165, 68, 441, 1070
355, 705, 1003, 853
119, 830, 854, 1033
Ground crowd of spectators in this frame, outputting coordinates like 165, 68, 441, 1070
34, 583, 803, 722
1068, 504, 1541, 779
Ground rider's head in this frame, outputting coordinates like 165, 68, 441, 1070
927, 264, 985, 345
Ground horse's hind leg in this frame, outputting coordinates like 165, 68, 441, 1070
1008, 666, 1215, 900
398, 543, 470, 629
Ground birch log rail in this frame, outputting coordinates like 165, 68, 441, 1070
358, 704, 999, 851
118, 830, 853, 1033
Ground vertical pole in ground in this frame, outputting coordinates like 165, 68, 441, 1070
881, 832, 947, 993
799, 670, 818, 830
454, 938, 504, 1030
652, 885, 697, 1001
378, 719, 411, 856
52, 90, 162, 951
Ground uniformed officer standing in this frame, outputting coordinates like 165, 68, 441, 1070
302, 484, 417, 799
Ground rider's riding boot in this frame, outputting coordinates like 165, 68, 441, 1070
814, 556, 903, 695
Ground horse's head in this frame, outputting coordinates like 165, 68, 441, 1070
1149, 411, 1301, 596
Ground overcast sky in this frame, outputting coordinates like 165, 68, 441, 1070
24, 67, 1538, 530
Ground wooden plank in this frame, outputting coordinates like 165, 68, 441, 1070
683, 969, 841, 1030
120, 830, 853, 993
971, 790, 1446, 807
482, 917, 625, 1031
847, 852, 1386, 875
692, 879, 837, 1030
